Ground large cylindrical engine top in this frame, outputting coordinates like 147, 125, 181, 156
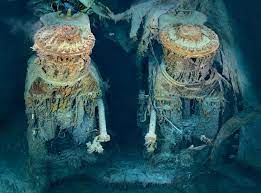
160, 24, 219, 85
33, 24, 95, 82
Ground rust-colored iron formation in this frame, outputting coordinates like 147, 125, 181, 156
25, 23, 110, 167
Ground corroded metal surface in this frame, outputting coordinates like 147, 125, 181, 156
32, 25, 95, 81
154, 64, 222, 99
24, 18, 109, 173
159, 24, 220, 85
33, 25, 95, 57
143, 24, 231, 156
160, 24, 219, 58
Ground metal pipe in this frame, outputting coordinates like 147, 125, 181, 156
97, 98, 110, 142
148, 108, 156, 135
145, 108, 157, 152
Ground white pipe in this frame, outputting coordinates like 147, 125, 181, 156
97, 98, 110, 142
148, 108, 156, 135
145, 108, 157, 152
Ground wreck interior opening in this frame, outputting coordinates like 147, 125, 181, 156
91, 27, 142, 149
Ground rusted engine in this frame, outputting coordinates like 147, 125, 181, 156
141, 24, 234, 157
24, 13, 110, 185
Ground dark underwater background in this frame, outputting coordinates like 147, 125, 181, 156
0, 0, 261, 192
